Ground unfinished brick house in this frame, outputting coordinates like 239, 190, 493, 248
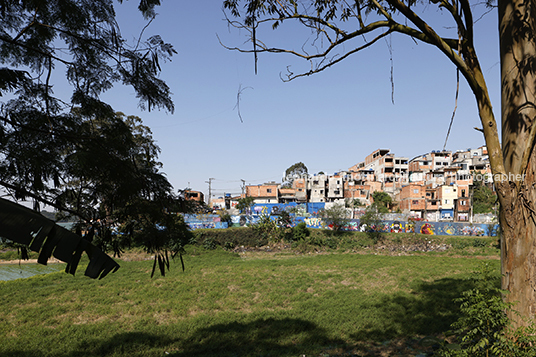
246, 182, 279, 204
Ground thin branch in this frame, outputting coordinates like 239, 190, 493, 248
443, 68, 460, 151
233, 84, 253, 123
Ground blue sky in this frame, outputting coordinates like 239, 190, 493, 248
101, 1, 500, 200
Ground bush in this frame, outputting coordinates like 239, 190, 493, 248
291, 222, 310, 241
472, 238, 487, 248
438, 263, 536, 357
359, 205, 383, 243
203, 237, 216, 250
318, 204, 349, 231
191, 228, 269, 249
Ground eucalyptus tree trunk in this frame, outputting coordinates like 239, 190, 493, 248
498, 0, 536, 328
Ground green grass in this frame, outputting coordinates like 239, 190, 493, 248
0, 246, 500, 357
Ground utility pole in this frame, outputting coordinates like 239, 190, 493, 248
206, 178, 215, 207
241, 179, 246, 197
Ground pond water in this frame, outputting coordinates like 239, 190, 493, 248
0, 263, 65, 281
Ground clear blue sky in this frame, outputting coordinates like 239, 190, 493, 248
101, 1, 500, 200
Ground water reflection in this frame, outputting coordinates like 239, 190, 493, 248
0, 263, 65, 281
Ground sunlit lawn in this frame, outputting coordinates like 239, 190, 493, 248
0, 246, 499, 356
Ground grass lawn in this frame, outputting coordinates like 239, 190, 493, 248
0, 241, 500, 357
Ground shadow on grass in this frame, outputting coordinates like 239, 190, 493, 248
2, 277, 490, 356
2, 318, 345, 357
169, 317, 346, 357
350, 277, 477, 345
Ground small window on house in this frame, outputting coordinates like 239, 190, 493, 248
412, 200, 419, 205
461, 201, 466, 205
445, 199, 450, 204
461, 189, 466, 197
267, 189, 272, 193
413, 189, 419, 194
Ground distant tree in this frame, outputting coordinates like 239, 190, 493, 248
236, 196, 255, 214
319, 204, 349, 231
283, 162, 308, 187
346, 198, 364, 208
359, 205, 383, 243
472, 175, 497, 214
372, 192, 392, 213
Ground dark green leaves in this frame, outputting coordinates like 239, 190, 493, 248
0, 198, 119, 279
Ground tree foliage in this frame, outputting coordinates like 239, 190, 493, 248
0, 0, 182, 277
283, 161, 308, 187
372, 191, 391, 213
472, 177, 497, 214
236, 196, 256, 213
318, 203, 349, 231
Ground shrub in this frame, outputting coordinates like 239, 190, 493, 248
438, 263, 536, 357
318, 204, 349, 231
359, 205, 383, 243
203, 237, 216, 250
291, 222, 310, 241
472, 238, 487, 248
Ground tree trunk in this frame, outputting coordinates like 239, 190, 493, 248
499, 0, 536, 328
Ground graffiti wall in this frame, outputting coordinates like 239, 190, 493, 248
183, 214, 228, 230
183, 213, 498, 236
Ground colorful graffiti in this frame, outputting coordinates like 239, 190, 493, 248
420, 223, 434, 235
304, 217, 323, 228
182, 214, 499, 236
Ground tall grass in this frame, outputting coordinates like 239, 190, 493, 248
0, 247, 498, 356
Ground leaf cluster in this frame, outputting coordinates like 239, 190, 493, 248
439, 263, 536, 357
317, 203, 349, 231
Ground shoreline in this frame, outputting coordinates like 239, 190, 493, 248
0, 258, 62, 265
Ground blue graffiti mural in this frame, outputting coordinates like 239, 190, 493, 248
182, 213, 498, 236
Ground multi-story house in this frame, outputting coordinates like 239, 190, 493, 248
184, 190, 205, 203
437, 184, 458, 220
309, 174, 328, 202
246, 182, 279, 204
327, 175, 344, 202
293, 177, 308, 202
455, 196, 471, 221
399, 184, 426, 217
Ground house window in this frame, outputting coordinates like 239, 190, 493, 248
445, 199, 450, 204
461, 189, 466, 197
445, 188, 450, 193
267, 189, 272, 193
461, 201, 466, 205
412, 200, 419, 205
413, 189, 419, 194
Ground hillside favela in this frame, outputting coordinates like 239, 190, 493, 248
184, 146, 498, 236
